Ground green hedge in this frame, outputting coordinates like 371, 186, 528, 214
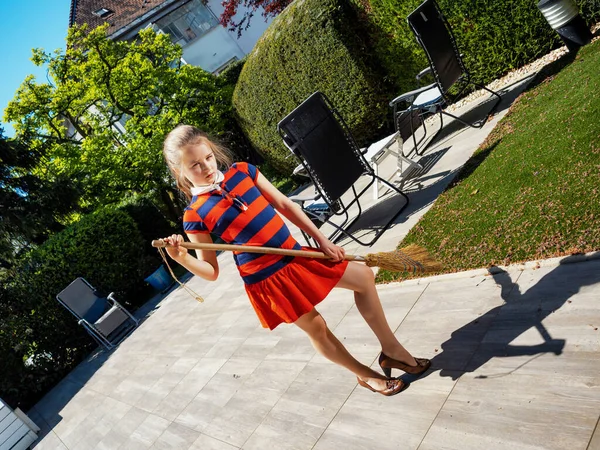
117, 194, 178, 272
233, 0, 396, 174
0, 208, 151, 410
361, 0, 600, 91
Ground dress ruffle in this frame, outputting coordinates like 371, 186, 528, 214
244, 251, 349, 330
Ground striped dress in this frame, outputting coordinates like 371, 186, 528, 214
183, 162, 348, 329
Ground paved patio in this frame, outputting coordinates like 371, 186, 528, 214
27, 75, 600, 449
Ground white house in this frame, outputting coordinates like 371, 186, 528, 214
69, 0, 272, 73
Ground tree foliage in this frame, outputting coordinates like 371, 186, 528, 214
4, 24, 247, 219
220, 0, 291, 37
0, 128, 79, 270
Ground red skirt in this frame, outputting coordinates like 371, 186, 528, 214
244, 255, 349, 330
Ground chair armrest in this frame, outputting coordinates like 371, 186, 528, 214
389, 83, 437, 107
416, 67, 432, 81
107, 293, 139, 324
289, 191, 321, 204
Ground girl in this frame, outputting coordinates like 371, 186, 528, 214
161, 124, 430, 396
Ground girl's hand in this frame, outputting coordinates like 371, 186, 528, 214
163, 234, 188, 262
317, 238, 346, 262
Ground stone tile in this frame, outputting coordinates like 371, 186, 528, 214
109, 374, 154, 405
202, 360, 307, 447
421, 368, 600, 449
242, 362, 354, 450
589, 418, 600, 450
175, 373, 248, 432
96, 406, 149, 450
149, 421, 201, 449
33, 379, 92, 429
44, 388, 105, 443
190, 434, 240, 450
31, 430, 68, 450
393, 275, 510, 376
152, 358, 227, 421
264, 335, 316, 362
135, 374, 182, 413
230, 332, 282, 360
204, 337, 247, 359
120, 414, 171, 449
313, 371, 459, 450
60, 396, 131, 449
420, 370, 600, 450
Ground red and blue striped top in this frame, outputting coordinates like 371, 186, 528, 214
183, 162, 302, 284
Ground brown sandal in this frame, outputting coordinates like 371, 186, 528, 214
379, 352, 431, 377
356, 377, 408, 396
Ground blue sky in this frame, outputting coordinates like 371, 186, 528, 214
0, 1, 71, 137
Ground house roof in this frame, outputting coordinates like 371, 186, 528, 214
69, 0, 171, 36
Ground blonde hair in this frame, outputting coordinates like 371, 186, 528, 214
163, 124, 232, 199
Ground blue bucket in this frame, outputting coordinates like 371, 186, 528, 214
144, 265, 173, 291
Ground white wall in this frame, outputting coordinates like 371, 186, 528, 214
206, 0, 273, 54
182, 26, 245, 72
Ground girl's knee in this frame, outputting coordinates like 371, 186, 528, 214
355, 263, 375, 286
296, 310, 328, 339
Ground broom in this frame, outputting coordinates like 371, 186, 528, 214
151, 240, 442, 274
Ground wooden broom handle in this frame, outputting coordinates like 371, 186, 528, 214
151, 239, 364, 262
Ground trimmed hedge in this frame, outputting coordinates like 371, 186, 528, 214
233, 0, 397, 174
0, 208, 151, 409
360, 0, 600, 92
117, 194, 178, 274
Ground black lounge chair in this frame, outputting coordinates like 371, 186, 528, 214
391, 0, 502, 156
278, 91, 409, 247
56, 277, 139, 350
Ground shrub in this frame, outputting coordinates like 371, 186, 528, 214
233, 0, 398, 174
0, 208, 150, 409
117, 194, 178, 273
218, 57, 247, 85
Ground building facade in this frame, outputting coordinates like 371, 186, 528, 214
69, 0, 271, 73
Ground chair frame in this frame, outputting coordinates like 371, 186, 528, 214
56, 278, 139, 351
278, 92, 409, 247
391, 0, 502, 156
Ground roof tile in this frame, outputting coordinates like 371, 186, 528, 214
70, 0, 168, 36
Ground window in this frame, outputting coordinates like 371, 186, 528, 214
155, 0, 218, 46
92, 8, 114, 18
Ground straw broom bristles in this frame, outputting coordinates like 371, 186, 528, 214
361, 245, 443, 274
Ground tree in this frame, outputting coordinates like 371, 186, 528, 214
4, 24, 250, 221
0, 128, 79, 270
220, 0, 291, 37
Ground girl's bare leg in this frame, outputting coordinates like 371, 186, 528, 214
294, 308, 391, 391
336, 262, 418, 366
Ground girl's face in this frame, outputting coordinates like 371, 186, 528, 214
181, 142, 219, 186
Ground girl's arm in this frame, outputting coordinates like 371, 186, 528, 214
163, 232, 220, 281
255, 172, 345, 261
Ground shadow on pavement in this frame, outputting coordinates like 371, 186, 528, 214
404, 256, 600, 384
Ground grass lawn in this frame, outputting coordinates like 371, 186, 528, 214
377, 39, 600, 283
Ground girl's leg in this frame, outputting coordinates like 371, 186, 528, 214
295, 308, 391, 391
336, 262, 418, 366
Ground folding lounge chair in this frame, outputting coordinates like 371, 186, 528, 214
278, 91, 409, 247
293, 108, 424, 199
56, 277, 139, 350
391, 0, 502, 156
361, 108, 426, 199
